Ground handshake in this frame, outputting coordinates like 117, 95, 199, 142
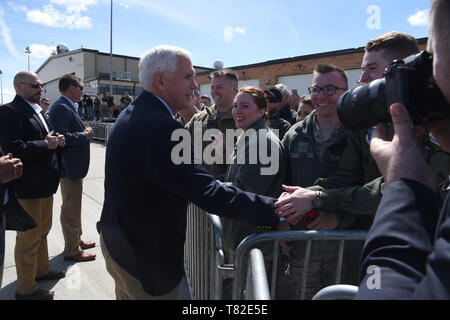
275, 185, 338, 231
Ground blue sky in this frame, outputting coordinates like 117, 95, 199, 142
0, 0, 431, 103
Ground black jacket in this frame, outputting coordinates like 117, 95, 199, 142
0, 95, 60, 199
97, 91, 280, 296
0, 146, 36, 232
279, 103, 297, 125
357, 178, 450, 299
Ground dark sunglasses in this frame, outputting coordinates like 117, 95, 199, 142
74, 84, 84, 91
20, 81, 44, 89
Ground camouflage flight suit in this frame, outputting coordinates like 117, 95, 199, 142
185, 105, 236, 178
176, 108, 199, 127
222, 118, 286, 255
306, 127, 450, 288
282, 110, 349, 299
220, 118, 287, 298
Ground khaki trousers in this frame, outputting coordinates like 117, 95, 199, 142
0, 214, 5, 289
60, 178, 83, 257
15, 197, 53, 295
100, 233, 179, 300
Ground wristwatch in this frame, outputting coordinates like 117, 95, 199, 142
311, 191, 324, 209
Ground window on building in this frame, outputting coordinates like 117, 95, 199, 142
134, 86, 143, 96
113, 71, 132, 81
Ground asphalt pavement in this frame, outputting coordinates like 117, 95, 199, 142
0, 140, 190, 300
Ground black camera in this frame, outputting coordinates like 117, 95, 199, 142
337, 51, 450, 130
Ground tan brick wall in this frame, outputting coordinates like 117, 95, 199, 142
196, 43, 426, 90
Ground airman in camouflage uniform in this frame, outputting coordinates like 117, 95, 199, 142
281, 64, 349, 299
185, 69, 238, 178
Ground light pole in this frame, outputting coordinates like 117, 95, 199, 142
109, 0, 113, 97
25, 46, 31, 71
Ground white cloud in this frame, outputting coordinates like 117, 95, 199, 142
50, 0, 99, 13
234, 26, 247, 35
224, 25, 247, 42
29, 44, 56, 59
8, 2, 27, 12
0, 7, 22, 58
13, 1, 97, 30
224, 26, 234, 42
408, 9, 429, 27
27, 4, 93, 29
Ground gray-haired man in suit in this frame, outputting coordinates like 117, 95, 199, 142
49, 74, 96, 262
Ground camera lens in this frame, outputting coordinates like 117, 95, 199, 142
337, 79, 389, 130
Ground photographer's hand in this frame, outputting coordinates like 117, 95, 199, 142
370, 103, 436, 192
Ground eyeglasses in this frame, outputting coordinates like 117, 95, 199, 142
20, 81, 43, 89
308, 85, 347, 96
74, 84, 84, 91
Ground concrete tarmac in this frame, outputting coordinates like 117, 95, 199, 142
0, 141, 190, 300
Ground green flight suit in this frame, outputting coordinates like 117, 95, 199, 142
221, 118, 286, 254
306, 127, 450, 289
220, 118, 287, 297
185, 105, 236, 178
282, 110, 349, 299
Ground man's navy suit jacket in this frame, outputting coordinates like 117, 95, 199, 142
0, 95, 60, 199
97, 91, 280, 296
49, 96, 90, 179
357, 178, 450, 299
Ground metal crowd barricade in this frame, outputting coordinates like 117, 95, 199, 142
183, 203, 367, 300
84, 121, 114, 143
244, 249, 271, 300
232, 230, 368, 300
312, 284, 359, 300
184, 203, 226, 299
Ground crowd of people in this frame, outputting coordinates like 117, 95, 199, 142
70, 91, 134, 122
1, 0, 450, 300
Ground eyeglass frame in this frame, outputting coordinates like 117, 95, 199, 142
19, 81, 44, 89
73, 83, 84, 91
308, 85, 347, 96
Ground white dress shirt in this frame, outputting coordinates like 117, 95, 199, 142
26, 100, 50, 133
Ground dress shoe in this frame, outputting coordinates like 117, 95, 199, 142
79, 240, 96, 250
15, 288, 54, 300
64, 251, 96, 262
36, 270, 66, 281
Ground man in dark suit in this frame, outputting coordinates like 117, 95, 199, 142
0, 148, 23, 289
97, 45, 285, 299
356, 0, 450, 299
49, 74, 96, 262
0, 71, 65, 300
